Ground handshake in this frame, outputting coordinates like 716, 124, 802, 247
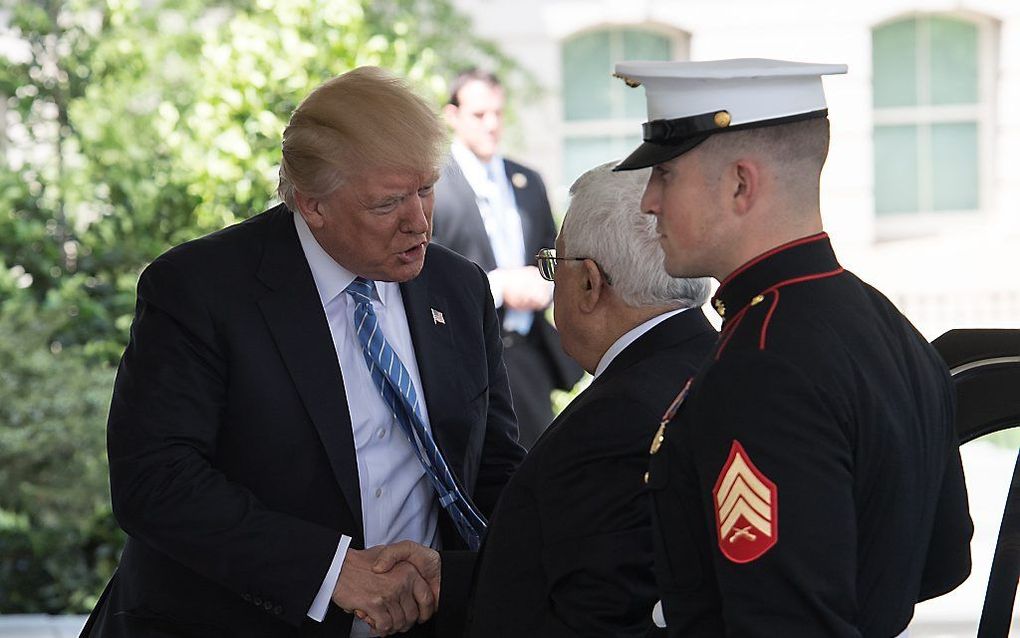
331, 540, 441, 636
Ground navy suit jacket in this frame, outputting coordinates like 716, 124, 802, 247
465, 309, 718, 637
82, 204, 525, 637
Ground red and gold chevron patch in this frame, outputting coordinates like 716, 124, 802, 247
712, 440, 778, 563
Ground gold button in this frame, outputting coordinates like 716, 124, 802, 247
644, 471, 650, 484
714, 110, 732, 128
713, 298, 726, 317
751, 294, 765, 306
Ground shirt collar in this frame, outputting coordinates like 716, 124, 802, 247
711, 232, 840, 324
292, 211, 394, 307
594, 307, 689, 378
451, 140, 505, 194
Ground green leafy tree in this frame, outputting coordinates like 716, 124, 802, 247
0, 0, 526, 361
0, 0, 526, 612
0, 303, 117, 612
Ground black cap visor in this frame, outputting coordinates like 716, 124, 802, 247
613, 108, 830, 172
613, 134, 711, 171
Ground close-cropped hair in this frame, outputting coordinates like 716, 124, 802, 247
698, 117, 831, 182
277, 66, 447, 211
447, 68, 502, 106
562, 161, 711, 309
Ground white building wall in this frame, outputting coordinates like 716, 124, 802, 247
454, 0, 1020, 341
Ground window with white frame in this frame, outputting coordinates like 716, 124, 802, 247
871, 14, 994, 216
561, 27, 687, 187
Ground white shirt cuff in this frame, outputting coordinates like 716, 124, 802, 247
486, 269, 506, 308
307, 534, 352, 622
652, 600, 666, 628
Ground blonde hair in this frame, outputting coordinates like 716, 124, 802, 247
277, 67, 447, 210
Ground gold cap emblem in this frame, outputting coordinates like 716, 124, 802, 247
511, 172, 528, 189
714, 111, 732, 128
750, 294, 766, 306
713, 298, 726, 317
612, 72, 642, 88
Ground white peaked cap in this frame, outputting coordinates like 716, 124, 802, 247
612, 58, 847, 171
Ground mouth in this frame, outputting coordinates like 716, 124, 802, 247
397, 241, 427, 263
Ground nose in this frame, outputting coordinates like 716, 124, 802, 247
401, 193, 431, 235
640, 178, 660, 217
482, 112, 501, 133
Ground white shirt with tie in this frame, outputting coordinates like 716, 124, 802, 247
294, 212, 439, 637
450, 140, 534, 335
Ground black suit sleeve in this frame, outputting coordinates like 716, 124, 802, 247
107, 257, 342, 627
919, 442, 973, 600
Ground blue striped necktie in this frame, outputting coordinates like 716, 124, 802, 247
345, 277, 486, 550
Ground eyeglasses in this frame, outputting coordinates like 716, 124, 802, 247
535, 248, 612, 285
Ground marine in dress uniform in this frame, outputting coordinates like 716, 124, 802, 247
613, 59, 973, 637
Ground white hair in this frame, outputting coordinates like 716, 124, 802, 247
562, 161, 711, 309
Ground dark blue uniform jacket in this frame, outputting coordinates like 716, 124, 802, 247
650, 233, 972, 638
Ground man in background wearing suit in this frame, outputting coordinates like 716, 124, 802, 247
82, 67, 524, 638
463, 161, 717, 636
431, 69, 582, 448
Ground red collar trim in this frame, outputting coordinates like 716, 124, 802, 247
717, 232, 829, 290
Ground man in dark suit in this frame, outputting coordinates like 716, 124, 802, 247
81, 67, 525, 638
431, 69, 582, 448
463, 161, 717, 636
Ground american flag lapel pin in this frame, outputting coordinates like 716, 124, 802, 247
431, 308, 446, 325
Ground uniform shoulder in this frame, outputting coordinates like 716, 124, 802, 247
713, 282, 852, 368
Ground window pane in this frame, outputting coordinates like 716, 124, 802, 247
622, 30, 672, 118
563, 31, 612, 121
873, 19, 918, 108
928, 16, 979, 105
932, 121, 978, 210
563, 135, 641, 186
874, 124, 919, 214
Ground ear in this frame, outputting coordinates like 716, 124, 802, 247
293, 190, 326, 230
442, 104, 460, 127
578, 259, 607, 314
731, 158, 761, 216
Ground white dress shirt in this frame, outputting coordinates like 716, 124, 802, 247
593, 307, 690, 379
294, 213, 439, 637
450, 141, 533, 334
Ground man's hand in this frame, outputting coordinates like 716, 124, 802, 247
372, 540, 441, 605
331, 544, 437, 636
493, 266, 553, 311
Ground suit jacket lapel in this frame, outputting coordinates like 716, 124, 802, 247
445, 161, 498, 270
255, 207, 363, 535
504, 162, 537, 255
399, 261, 466, 478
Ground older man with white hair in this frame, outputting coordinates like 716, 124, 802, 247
460, 161, 718, 637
